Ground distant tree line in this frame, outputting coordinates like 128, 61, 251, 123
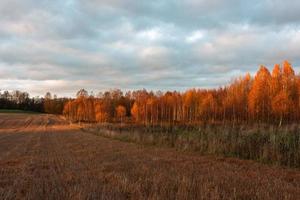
2, 60, 299, 125
63, 61, 300, 126
0, 90, 68, 114
63, 89, 132, 123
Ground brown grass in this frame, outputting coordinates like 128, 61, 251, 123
0, 114, 299, 199
85, 123, 300, 168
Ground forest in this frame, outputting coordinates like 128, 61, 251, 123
63, 60, 300, 126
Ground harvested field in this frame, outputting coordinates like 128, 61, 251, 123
0, 114, 299, 199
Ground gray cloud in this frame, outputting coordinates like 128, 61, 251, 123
0, 0, 300, 97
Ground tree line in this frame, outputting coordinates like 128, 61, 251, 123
63, 61, 300, 126
0, 90, 68, 114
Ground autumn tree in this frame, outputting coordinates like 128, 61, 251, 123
62, 60, 300, 125
199, 92, 217, 122
272, 90, 291, 126
44, 92, 52, 113
76, 89, 88, 98
183, 89, 197, 123
248, 66, 272, 122
131, 102, 139, 122
282, 60, 298, 121
116, 105, 126, 123
223, 73, 252, 122
95, 100, 109, 122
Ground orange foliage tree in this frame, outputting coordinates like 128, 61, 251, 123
116, 105, 126, 123
63, 61, 300, 126
248, 66, 271, 122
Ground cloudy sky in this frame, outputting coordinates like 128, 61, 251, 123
1, 0, 300, 97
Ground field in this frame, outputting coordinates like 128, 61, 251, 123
0, 114, 300, 199
0, 109, 39, 114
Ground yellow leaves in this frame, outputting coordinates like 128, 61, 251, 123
272, 64, 281, 78
272, 90, 291, 116
283, 60, 294, 77
248, 60, 298, 121
62, 60, 299, 124
200, 93, 216, 114
248, 66, 271, 118
94, 100, 111, 123
183, 89, 196, 107
116, 105, 126, 119
131, 102, 139, 121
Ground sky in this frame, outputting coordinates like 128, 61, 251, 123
1, 0, 300, 97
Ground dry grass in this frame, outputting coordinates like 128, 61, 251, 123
85, 123, 300, 168
0, 114, 299, 199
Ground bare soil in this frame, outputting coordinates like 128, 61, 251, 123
0, 114, 299, 199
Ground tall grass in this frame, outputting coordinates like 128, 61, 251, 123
84, 124, 300, 168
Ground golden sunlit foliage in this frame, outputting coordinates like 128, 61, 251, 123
116, 105, 126, 123
63, 61, 300, 125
